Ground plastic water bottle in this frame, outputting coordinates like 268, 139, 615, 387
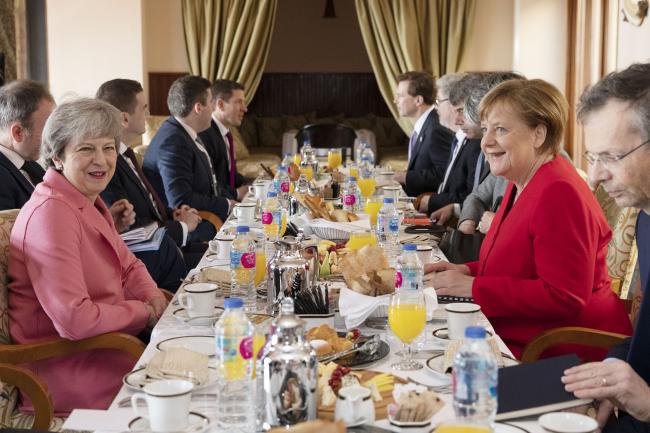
273, 165, 290, 207
359, 155, 374, 178
376, 197, 400, 265
214, 297, 255, 432
361, 141, 375, 166
453, 326, 498, 426
230, 226, 257, 311
281, 153, 293, 167
395, 243, 423, 291
342, 176, 361, 212
262, 191, 281, 242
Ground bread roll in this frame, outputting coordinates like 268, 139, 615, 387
346, 212, 359, 222
309, 339, 333, 356
331, 209, 349, 223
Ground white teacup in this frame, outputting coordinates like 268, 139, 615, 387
249, 180, 270, 202
178, 283, 218, 318
208, 234, 235, 260
445, 303, 481, 340
234, 203, 256, 222
379, 171, 395, 182
416, 245, 433, 264
131, 379, 193, 432
335, 385, 375, 426
382, 185, 402, 201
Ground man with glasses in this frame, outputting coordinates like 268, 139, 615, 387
562, 62, 650, 432
392, 71, 455, 196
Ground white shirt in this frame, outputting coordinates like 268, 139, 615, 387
119, 142, 188, 246
0, 144, 33, 186
212, 113, 231, 166
408, 106, 436, 163
438, 129, 467, 217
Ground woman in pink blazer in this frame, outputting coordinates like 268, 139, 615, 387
9, 99, 167, 415
425, 79, 631, 359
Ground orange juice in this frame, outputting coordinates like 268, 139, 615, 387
293, 154, 301, 165
349, 166, 359, 178
251, 334, 266, 378
254, 250, 266, 287
328, 150, 342, 170
364, 199, 383, 227
389, 304, 426, 344
434, 425, 491, 433
346, 231, 377, 250
358, 177, 376, 198
301, 166, 314, 181
280, 211, 287, 236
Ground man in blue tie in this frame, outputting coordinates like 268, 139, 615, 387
562, 62, 650, 432
392, 71, 455, 197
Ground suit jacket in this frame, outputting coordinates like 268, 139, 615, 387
465, 157, 632, 358
143, 117, 229, 221
427, 138, 482, 214
9, 169, 161, 414
0, 152, 43, 210
458, 173, 508, 226
198, 119, 245, 200
404, 110, 455, 197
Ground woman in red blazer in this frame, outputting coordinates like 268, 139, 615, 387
425, 79, 632, 359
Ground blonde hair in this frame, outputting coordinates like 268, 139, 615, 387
479, 79, 568, 155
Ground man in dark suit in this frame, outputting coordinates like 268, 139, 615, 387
143, 76, 233, 222
199, 79, 250, 201
0, 80, 54, 210
562, 63, 650, 432
392, 71, 455, 197
97, 79, 214, 271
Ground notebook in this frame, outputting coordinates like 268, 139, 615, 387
495, 354, 592, 420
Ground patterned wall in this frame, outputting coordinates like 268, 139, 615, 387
0, 0, 16, 83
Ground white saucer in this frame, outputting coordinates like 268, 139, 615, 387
172, 306, 224, 326
538, 412, 598, 433
123, 366, 218, 391
156, 336, 216, 357
432, 327, 493, 342
425, 353, 518, 376
128, 412, 210, 432
388, 414, 431, 428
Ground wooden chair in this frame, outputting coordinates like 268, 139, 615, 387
197, 210, 223, 232
520, 327, 630, 363
0, 209, 145, 430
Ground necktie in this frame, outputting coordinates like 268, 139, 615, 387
195, 137, 218, 195
473, 152, 485, 191
122, 147, 167, 222
21, 161, 45, 186
439, 137, 459, 193
225, 131, 236, 188
408, 131, 419, 163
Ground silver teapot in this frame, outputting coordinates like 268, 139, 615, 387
262, 298, 317, 428
266, 236, 319, 312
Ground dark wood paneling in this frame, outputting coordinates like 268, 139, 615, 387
248, 72, 391, 117
148, 72, 187, 115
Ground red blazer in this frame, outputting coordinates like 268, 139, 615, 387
467, 157, 632, 359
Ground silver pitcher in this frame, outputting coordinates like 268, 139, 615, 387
262, 298, 317, 428
266, 236, 319, 312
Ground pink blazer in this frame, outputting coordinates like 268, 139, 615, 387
9, 169, 162, 415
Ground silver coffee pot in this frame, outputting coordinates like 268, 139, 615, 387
266, 236, 319, 312
262, 298, 317, 428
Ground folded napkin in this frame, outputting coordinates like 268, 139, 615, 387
339, 286, 438, 329
145, 347, 210, 385
310, 216, 370, 232
442, 337, 505, 374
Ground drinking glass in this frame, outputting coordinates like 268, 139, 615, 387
293, 153, 302, 166
300, 165, 314, 181
388, 290, 426, 370
357, 172, 376, 200
328, 148, 342, 170
363, 196, 383, 228
346, 229, 377, 250
348, 164, 359, 179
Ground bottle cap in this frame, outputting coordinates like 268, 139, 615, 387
348, 176, 357, 182
267, 191, 277, 198
224, 298, 244, 309
279, 165, 288, 171
236, 225, 250, 233
465, 326, 487, 339
383, 197, 394, 204
403, 243, 417, 251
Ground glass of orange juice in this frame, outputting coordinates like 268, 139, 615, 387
300, 165, 314, 181
358, 177, 376, 200
434, 423, 491, 433
328, 148, 342, 170
346, 229, 377, 250
293, 153, 301, 166
349, 164, 359, 179
389, 290, 426, 370
254, 246, 266, 288
251, 321, 270, 379
364, 196, 383, 228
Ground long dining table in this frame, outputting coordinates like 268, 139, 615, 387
65, 182, 548, 433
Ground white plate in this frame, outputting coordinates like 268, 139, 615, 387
156, 336, 216, 357
388, 414, 431, 428
172, 306, 224, 326
432, 327, 493, 342
425, 353, 519, 376
538, 412, 598, 433
123, 367, 218, 391
128, 412, 210, 433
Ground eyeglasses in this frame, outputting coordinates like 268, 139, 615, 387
584, 138, 650, 166
435, 98, 448, 106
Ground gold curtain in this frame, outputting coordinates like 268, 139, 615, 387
565, 0, 618, 169
182, 0, 278, 105
355, 0, 475, 133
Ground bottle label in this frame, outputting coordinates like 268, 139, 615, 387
241, 252, 256, 269
261, 211, 273, 225
239, 336, 253, 360
344, 194, 356, 206
216, 335, 249, 380
395, 271, 402, 289
388, 218, 400, 233
402, 270, 419, 290
280, 181, 290, 193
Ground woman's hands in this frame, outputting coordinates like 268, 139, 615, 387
423, 262, 474, 298
145, 296, 169, 328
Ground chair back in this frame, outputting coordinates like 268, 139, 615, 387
0, 209, 19, 345
295, 123, 357, 160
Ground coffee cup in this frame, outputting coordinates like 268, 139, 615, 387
249, 180, 270, 202
335, 385, 375, 426
382, 185, 402, 201
445, 303, 481, 340
178, 283, 218, 318
379, 171, 395, 182
234, 203, 256, 222
416, 245, 433, 264
131, 379, 193, 432
209, 234, 234, 260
